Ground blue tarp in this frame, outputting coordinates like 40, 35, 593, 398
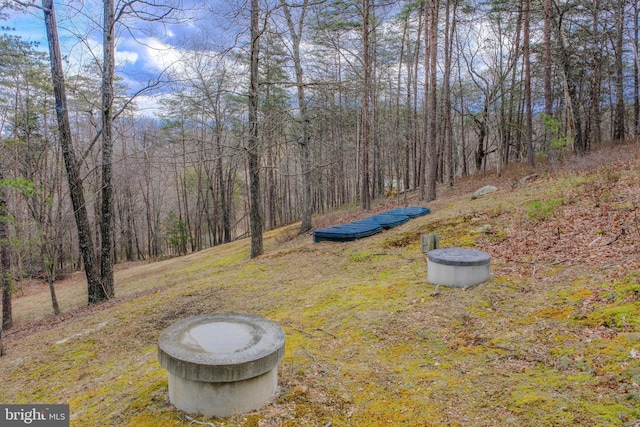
313, 206, 430, 243
313, 221, 383, 243
365, 213, 411, 229
385, 206, 431, 218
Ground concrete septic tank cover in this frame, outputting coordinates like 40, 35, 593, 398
427, 248, 491, 288
157, 312, 286, 417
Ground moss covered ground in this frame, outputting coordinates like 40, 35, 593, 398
1, 144, 639, 426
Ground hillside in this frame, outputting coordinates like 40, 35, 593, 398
1, 144, 639, 426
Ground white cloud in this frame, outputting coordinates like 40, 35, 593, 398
141, 37, 184, 74
132, 94, 166, 118
117, 50, 139, 66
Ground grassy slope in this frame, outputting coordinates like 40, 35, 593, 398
1, 145, 640, 426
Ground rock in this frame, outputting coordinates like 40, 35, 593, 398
473, 224, 492, 234
471, 185, 498, 199
513, 174, 539, 188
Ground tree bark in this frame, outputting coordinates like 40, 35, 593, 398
249, 0, 263, 258
524, 0, 534, 167
555, 5, 584, 153
216, 116, 232, 244
412, 5, 423, 190
504, 6, 522, 169
361, 0, 372, 210
425, 0, 438, 201
635, 0, 640, 139
442, 0, 456, 186
543, 0, 553, 127
99, 0, 116, 302
47, 274, 60, 316
585, 0, 602, 149
280, 0, 313, 233
612, 0, 625, 142
42, 0, 102, 304
1, 167, 12, 331
0, 182, 6, 353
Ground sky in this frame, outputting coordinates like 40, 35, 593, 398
2, 0, 236, 115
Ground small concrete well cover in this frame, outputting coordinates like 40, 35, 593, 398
158, 312, 285, 417
427, 248, 491, 288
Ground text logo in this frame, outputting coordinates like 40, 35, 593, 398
0, 405, 69, 426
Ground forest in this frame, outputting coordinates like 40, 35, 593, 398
0, 0, 639, 326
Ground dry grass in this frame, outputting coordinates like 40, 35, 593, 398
1, 143, 640, 426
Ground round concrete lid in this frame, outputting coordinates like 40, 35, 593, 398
427, 248, 491, 266
158, 313, 285, 383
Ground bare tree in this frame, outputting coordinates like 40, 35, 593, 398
1, 166, 12, 333
0, 153, 7, 355
612, 0, 625, 142
553, 1, 585, 153
42, 0, 103, 304
634, 0, 639, 138
524, 0, 534, 167
279, 0, 314, 233
99, 0, 117, 301
543, 0, 553, 128
97, 0, 177, 298
425, 0, 438, 201
442, 0, 458, 186
43, 0, 178, 303
360, 0, 372, 210
248, 0, 263, 258
585, 0, 603, 149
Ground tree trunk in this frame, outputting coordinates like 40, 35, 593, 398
216, 129, 232, 244
401, 26, 411, 192
1, 168, 12, 332
612, 0, 625, 142
555, 6, 585, 153
543, 0, 553, 140
281, 0, 313, 233
474, 113, 487, 172
361, 0, 372, 210
371, 10, 383, 200
99, 0, 116, 302
503, 6, 522, 169
524, 0, 534, 167
249, 0, 263, 258
456, 29, 468, 177
585, 0, 602, 149
398, 11, 411, 192
47, 274, 60, 316
442, 0, 456, 187
634, 0, 640, 139
413, 6, 423, 190
425, 0, 438, 201
42, 0, 102, 304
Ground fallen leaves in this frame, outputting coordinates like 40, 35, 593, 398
479, 163, 640, 281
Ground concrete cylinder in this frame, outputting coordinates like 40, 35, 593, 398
158, 313, 285, 417
427, 248, 491, 288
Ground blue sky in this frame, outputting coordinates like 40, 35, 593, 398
2, 0, 227, 107
4, 6, 46, 45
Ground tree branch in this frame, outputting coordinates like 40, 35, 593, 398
10, 0, 47, 11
